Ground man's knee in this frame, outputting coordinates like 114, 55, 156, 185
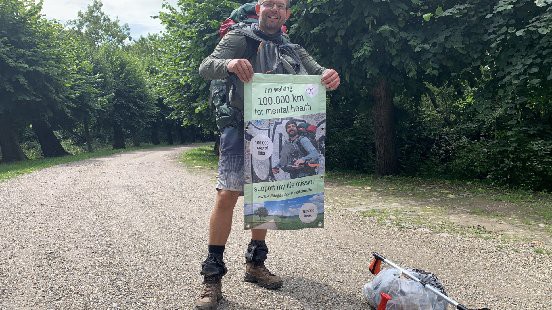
216, 190, 240, 210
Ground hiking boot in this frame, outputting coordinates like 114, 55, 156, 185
244, 262, 283, 290
195, 279, 222, 310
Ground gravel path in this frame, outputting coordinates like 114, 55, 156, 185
0, 146, 550, 309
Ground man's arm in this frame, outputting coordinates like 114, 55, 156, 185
294, 46, 326, 75
298, 136, 319, 163
199, 31, 249, 81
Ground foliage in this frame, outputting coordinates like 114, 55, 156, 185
254, 207, 269, 220
325, 93, 374, 172
290, 0, 551, 189
157, 0, 248, 132
0, 0, 71, 161
68, 0, 131, 46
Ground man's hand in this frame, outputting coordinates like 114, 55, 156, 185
227, 59, 254, 83
321, 69, 340, 91
293, 159, 305, 167
272, 167, 280, 174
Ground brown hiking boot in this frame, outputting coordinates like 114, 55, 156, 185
195, 280, 222, 310
244, 262, 283, 290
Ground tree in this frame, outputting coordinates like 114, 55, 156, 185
128, 35, 177, 145
0, 0, 69, 161
60, 29, 104, 152
69, 0, 131, 47
94, 45, 157, 149
254, 207, 269, 220
68, 0, 156, 150
424, 0, 552, 189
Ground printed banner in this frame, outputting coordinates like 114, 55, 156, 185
244, 74, 326, 230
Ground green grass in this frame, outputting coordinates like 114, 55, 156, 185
326, 171, 552, 224
534, 248, 551, 255
0, 144, 162, 182
180, 144, 218, 170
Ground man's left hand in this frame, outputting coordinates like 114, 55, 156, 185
321, 69, 340, 91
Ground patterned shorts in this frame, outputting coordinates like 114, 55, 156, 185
216, 126, 244, 194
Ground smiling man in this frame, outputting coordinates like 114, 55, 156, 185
197, 0, 340, 308
272, 120, 320, 179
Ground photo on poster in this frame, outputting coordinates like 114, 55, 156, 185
244, 113, 326, 185
244, 193, 324, 230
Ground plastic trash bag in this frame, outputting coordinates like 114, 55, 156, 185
362, 268, 449, 310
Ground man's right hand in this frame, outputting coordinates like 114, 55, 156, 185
227, 59, 253, 83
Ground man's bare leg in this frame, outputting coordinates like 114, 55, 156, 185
208, 190, 240, 245
251, 228, 267, 240
209, 191, 268, 244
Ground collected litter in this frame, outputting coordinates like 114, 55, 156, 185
363, 252, 490, 310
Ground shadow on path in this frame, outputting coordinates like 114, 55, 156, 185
279, 276, 366, 309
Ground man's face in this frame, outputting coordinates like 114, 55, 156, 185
256, 0, 290, 34
286, 123, 297, 137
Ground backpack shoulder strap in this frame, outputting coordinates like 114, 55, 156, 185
231, 25, 264, 61
233, 25, 264, 43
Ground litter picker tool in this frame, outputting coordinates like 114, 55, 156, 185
369, 252, 490, 310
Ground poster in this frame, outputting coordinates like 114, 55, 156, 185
244, 74, 326, 230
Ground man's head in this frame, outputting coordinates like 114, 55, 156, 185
256, 0, 291, 34
285, 119, 298, 137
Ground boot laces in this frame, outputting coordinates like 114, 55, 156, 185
256, 263, 276, 277
200, 282, 220, 298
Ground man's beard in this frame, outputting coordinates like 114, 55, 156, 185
260, 18, 282, 34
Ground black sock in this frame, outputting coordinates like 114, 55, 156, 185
249, 239, 266, 246
208, 245, 225, 257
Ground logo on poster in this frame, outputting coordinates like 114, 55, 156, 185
250, 134, 273, 160
299, 203, 318, 223
305, 84, 319, 97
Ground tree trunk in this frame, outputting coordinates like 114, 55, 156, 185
214, 136, 220, 155
132, 132, 140, 147
371, 78, 398, 175
113, 123, 125, 149
177, 126, 186, 144
31, 118, 69, 158
0, 114, 27, 162
150, 122, 160, 145
83, 116, 93, 152
164, 122, 174, 145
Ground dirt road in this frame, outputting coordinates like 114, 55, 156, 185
0, 146, 550, 309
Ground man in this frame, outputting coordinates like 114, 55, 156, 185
272, 120, 320, 179
197, 0, 340, 308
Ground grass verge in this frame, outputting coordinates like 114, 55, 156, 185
326, 171, 552, 225
180, 144, 218, 170
0, 144, 162, 182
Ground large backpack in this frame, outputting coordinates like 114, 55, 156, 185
219, 2, 258, 38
